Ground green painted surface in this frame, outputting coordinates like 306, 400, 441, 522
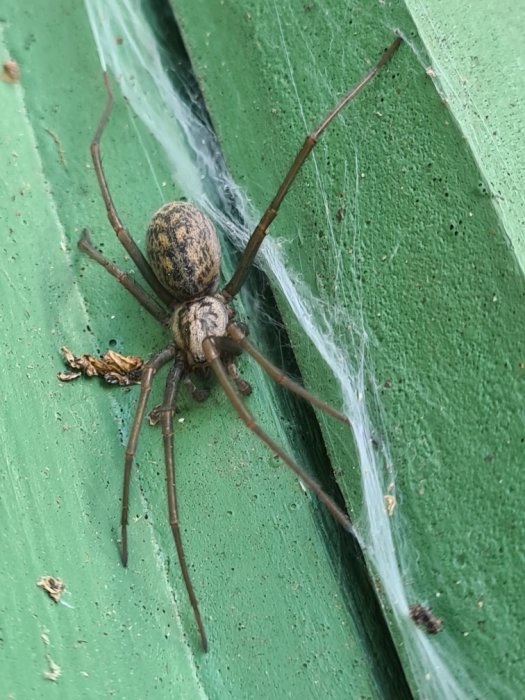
405, 0, 525, 267
172, 0, 525, 697
3, 0, 524, 698
0, 2, 408, 699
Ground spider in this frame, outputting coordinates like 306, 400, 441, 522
75, 35, 402, 651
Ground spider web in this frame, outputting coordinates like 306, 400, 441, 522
83, 1, 479, 697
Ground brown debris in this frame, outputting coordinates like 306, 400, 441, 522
2, 59, 20, 83
44, 127, 67, 169
37, 576, 65, 604
409, 603, 443, 634
384, 494, 396, 516
58, 346, 144, 386
148, 404, 163, 426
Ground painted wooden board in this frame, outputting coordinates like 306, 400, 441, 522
172, 0, 525, 697
2, 0, 524, 698
1, 1, 405, 698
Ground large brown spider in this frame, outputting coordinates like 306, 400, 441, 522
74, 35, 402, 651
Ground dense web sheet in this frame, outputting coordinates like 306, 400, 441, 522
84, 1, 479, 696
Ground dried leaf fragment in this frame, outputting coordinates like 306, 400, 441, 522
2, 59, 20, 83
58, 346, 144, 385
37, 576, 65, 604
57, 370, 82, 382
409, 603, 443, 634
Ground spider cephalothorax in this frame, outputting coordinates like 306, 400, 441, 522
171, 294, 229, 366
73, 36, 402, 651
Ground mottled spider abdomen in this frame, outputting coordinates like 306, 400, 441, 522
146, 202, 221, 301
171, 296, 229, 365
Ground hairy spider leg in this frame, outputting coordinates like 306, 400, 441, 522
160, 359, 208, 652
226, 323, 350, 424
202, 337, 355, 536
78, 229, 168, 324
222, 35, 402, 301
91, 72, 174, 306
121, 345, 176, 566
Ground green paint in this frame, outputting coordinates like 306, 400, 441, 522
3, 0, 524, 697
1, 2, 407, 699
172, 0, 525, 697
406, 0, 525, 267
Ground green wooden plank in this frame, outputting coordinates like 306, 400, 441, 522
406, 0, 525, 266
0, 2, 408, 699
172, 0, 525, 698
1, 7, 204, 698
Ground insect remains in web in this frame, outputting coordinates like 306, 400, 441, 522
64, 35, 402, 651
409, 603, 444, 634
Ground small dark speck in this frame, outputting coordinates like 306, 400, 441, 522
409, 603, 443, 634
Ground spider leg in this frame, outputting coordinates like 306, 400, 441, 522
147, 375, 210, 426
225, 357, 252, 396
212, 336, 251, 395
160, 359, 208, 652
183, 376, 210, 403
222, 35, 402, 301
78, 229, 168, 324
202, 337, 355, 535
121, 344, 176, 566
227, 323, 349, 423
91, 72, 173, 306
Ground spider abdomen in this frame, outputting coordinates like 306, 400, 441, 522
146, 202, 221, 302
172, 296, 228, 365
